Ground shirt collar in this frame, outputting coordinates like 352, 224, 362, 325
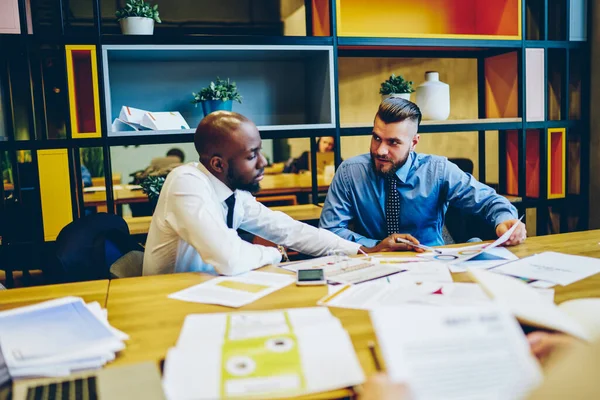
195, 162, 234, 203
395, 151, 414, 183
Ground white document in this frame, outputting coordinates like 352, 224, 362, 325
491, 251, 600, 286
386, 262, 453, 284
163, 308, 364, 400
281, 256, 405, 284
168, 271, 295, 308
470, 269, 591, 340
371, 305, 543, 400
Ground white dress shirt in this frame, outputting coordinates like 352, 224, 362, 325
142, 162, 361, 276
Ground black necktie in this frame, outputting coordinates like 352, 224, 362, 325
225, 194, 236, 229
385, 175, 401, 235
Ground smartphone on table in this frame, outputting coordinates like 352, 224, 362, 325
296, 269, 326, 286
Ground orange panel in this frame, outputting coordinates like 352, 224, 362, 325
485, 52, 519, 118
336, 0, 520, 38
312, 0, 330, 36
548, 129, 566, 198
526, 130, 540, 198
505, 130, 519, 195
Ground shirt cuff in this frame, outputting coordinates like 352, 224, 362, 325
356, 237, 380, 249
493, 212, 518, 227
266, 247, 283, 266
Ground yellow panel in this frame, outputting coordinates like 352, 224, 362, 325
37, 149, 74, 241
65, 45, 102, 139
547, 128, 566, 199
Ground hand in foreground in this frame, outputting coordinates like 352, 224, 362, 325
496, 219, 527, 246
527, 332, 577, 363
360, 234, 424, 254
356, 373, 409, 400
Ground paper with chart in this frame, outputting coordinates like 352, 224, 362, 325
447, 247, 519, 273
490, 251, 600, 286
371, 304, 543, 400
418, 218, 522, 265
168, 271, 295, 308
0, 297, 126, 378
163, 308, 364, 400
385, 261, 453, 284
281, 255, 406, 284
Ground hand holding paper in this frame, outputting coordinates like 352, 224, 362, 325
496, 218, 527, 246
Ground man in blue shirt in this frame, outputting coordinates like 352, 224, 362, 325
320, 98, 526, 249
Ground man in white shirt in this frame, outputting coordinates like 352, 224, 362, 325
143, 111, 420, 276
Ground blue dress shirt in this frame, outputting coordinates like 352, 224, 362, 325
319, 152, 518, 247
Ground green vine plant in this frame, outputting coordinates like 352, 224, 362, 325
379, 73, 415, 95
191, 77, 242, 106
116, 0, 161, 23
140, 175, 165, 202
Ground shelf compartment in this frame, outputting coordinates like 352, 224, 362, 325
548, 48, 566, 121
525, 48, 545, 121
504, 130, 541, 198
65, 45, 102, 139
311, 0, 331, 36
485, 51, 519, 118
0, 0, 21, 34
37, 149, 73, 241
102, 45, 335, 137
526, 0, 544, 40
547, 128, 566, 199
548, 0, 567, 41
335, 0, 521, 39
569, 49, 583, 120
567, 130, 581, 195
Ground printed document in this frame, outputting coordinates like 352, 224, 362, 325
371, 304, 543, 400
168, 271, 295, 308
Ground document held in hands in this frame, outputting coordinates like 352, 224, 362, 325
168, 271, 295, 308
371, 304, 543, 400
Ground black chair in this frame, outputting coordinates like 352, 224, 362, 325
444, 158, 496, 244
51, 213, 144, 283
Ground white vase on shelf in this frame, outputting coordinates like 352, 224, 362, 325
415, 71, 450, 121
381, 92, 411, 102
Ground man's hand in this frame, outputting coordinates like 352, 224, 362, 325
496, 219, 527, 246
360, 233, 424, 254
527, 332, 578, 364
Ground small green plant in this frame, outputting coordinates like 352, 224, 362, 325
191, 77, 242, 106
140, 175, 165, 202
116, 0, 161, 23
379, 73, 415, 95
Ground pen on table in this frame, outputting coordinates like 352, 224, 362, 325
368, 341, 383, 372
395, 237, 443, 254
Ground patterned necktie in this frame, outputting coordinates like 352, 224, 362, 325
225, 194, 236, 229
385, 175, 401, 235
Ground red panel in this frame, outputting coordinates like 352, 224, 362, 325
505, 130, 519, 195
72, 50, 97, 134
550, 131, 564, 195
312, 0, 330, 36
526, 130, 540, 198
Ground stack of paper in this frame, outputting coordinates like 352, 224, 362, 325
163, 308, 364, 399
168, 271, 295, 308
0, 297, 127, 378
371, 304, 543, 400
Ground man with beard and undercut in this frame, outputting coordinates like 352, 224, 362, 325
319, 97, 526, 249
143, 111, 418, 276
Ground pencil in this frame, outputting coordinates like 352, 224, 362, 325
368, 341, 382, 372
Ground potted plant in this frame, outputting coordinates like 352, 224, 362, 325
379, 73, 415, 101
191, 77, 242, 117
116, 0, 161, 35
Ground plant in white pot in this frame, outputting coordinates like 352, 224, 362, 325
379, 73, 415, 101
116, 0, 161, 35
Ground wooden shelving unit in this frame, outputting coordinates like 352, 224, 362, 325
0, 0, 591, 276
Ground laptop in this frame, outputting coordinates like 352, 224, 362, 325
1, 347, 165, 400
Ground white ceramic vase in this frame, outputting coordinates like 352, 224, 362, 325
381, 92, 411, 102
120, 17, 155, 35
415, 71, 450, 120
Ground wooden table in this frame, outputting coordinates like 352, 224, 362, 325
0, 280, 109, 311
124, 204, 324, 235
104, 230, 600, 398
